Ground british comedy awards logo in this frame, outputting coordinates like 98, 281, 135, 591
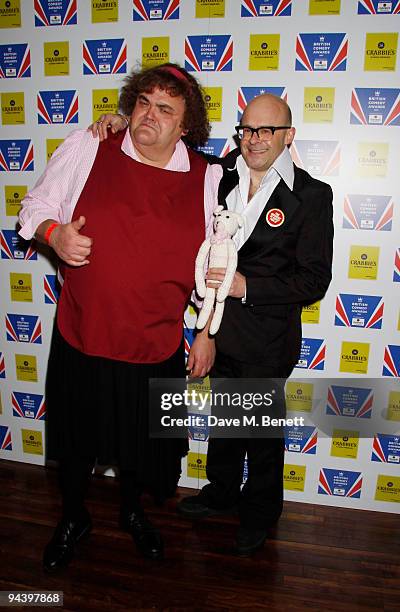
296, 33, 347, 71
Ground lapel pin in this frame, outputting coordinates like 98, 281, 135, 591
266, 208, 285, 227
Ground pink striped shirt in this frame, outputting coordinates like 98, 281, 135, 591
19, 129, 222, 240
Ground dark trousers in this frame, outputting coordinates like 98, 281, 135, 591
59, 457, 143, 519
199, 352, 293, 529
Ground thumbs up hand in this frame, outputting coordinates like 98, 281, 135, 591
49, 216, 93, 266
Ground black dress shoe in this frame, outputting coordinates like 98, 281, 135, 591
120, 511, 163, 560
176, 495, 235, 519
43, 510, 92, 572
235, 527, 268, 556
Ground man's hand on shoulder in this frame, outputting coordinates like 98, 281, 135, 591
88, 114, 129, 141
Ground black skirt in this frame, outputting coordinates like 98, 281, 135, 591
45, 324, 188, 500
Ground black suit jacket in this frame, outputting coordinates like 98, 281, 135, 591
207, 148, 334, 369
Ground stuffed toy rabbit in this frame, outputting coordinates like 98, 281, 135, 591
195, 206, 244, 335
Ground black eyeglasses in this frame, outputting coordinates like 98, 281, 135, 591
235, 125, 291, 140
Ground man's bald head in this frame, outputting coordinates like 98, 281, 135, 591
242, 93, 292, 127
239, 94, 295, 178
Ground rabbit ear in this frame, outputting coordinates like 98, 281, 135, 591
213, 205, 224, 214
232, 212, 244, 227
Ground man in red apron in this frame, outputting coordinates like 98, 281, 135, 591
19, 63, 220, 571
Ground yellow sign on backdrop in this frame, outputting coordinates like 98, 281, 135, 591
387, 391, 400, 421
285, 382, 313, 412
44, 42, 70, 77
283, 464, 306, 491
187, 376, 211, 407
195, 0, 225, 18
10, 273, 32, 302
15, 354, 38, 382
357, 142, 389, 178
303, 88, 335, 123
142, 37, 169, 69
375, 475, 400, 503
348, 245, 380, 280
301, 301, 321, 325
46, 139, 64, 161
331, 429, 359, 459
92, 89, 119, 122
21, 429, 43, 456
309, 0, 340, 14
92, 0, 118, 22
0, 0, 21, 28
249, 35, 280, 71
5, 185, 26, 216
1, 92, 25, 124
204, 87, 223, 122
339, 342, 370, 375
364, 33, 398, 71
187, 452, 207, 479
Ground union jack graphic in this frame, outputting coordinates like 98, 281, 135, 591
237, 87, 287, 119
309, 343, 325, 370
185, 36, 233, 72
6, 315, 42, 344
393, 248, 400, 282
0, 141, 34, 172
343, 195, 393, 231
319, 469, 363, 498
0, 44, 31, 79
335, 294, 384, 329
327, 386, 373, 418
44, 275, 59, 304
383, 345, 400, 377
372, 435, 388, 462
37, 91, 78, 124
295, 34, 348, 72
0, 231, 36, 260
197, 138, 230, 158
301, 430, 318, 453
290, 141, 340, 176
0, 426, 12, 451
12, 392, 46, 420
0, 352, 5, 378
133, 0, 179, 20
351, 89, 400, 126
358, 0, 400, 14
285, 427, 318, 453
184, 326, 195, 359
296, 338, 326, 370
241, 0, 292, 17
83, 40, 127, 75
34, 0, 77, 26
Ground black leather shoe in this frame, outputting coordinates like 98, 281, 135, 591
235, 527, 268, 556
43, 510, 92, 572
176, 495, 235, 519
120, 511, 163, 560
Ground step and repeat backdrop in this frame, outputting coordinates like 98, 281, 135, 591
0, 0, 399, 512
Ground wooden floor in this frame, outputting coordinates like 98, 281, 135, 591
0, 461, 399, 612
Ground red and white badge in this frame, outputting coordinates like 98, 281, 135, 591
266, 208, 285, 227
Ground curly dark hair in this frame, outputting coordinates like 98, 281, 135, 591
119, 63, 210, 149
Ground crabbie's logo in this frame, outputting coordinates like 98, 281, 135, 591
266, 208, 285, 227
0, 0, 21, 28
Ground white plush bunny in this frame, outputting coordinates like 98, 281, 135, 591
195, 205, 244, 335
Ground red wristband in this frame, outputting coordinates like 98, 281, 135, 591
44, 222, 60, 244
